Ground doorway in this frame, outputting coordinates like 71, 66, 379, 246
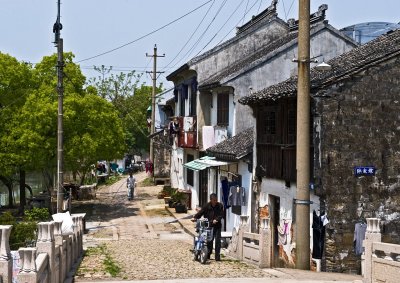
199, 169, 208, 208
269, 195, 281, 267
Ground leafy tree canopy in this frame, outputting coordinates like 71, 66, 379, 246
89, 66, 163, 155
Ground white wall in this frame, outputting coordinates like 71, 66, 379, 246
216, 161, 252, 232
170, 147, 184, 190
259, 178, 320, 262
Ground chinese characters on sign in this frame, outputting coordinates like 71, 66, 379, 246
354, 166, 375, 177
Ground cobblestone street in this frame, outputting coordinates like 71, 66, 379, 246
73, 172, 270, 281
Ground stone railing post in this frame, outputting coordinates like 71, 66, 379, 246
36, 222, 56, 283
77, 215, 84, 256
363, 218, 381, 283
54, 220, 66, 283
71, 215, 79, 264
17, 247, 37, 283
72, 214, 83, 257
259, 225, 271, 268
0, 225, 12, 283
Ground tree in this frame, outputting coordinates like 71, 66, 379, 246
16, 53, 126, 185
89, 66, 163, 155
0, 52, 34, 207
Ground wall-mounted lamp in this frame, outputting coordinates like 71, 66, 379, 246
292, 57, 332, 71
315, 61, 332, 71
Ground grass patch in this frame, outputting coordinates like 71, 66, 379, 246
140, 177, 154, 187
105, 175, 122, 185
79, 244, 121, 278
104, 254, 121, 277
145, 208, 170, 217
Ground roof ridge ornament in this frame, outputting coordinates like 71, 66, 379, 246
288, 4, 328, 31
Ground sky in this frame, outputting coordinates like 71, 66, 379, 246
1, 0, 399, 88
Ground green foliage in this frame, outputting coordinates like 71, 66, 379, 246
81, 244, 121, 277
88, 66, 163, 155
170, 190, 188, 204
161, 186, 176, 197
105, 175, 122, 186
24, 207, 51, 222
103, 253, 121, 277
0, 211, 37, 249
1, 52, 125, 185
11, 222, 37, 249
140, 177, 154, 187
0, 211, 16, 225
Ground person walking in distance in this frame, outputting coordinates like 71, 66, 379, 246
191, 193, 224, 261
127, 172, 136, 200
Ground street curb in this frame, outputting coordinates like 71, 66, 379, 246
164, 206, 196, 237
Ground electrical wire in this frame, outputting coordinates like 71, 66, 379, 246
192, 0, 247, 58
282, 0, 288, 21
161, 0, 216, 71
287, 0, 296, 19
214, 0, 261, 47
257, 0, 264, 14
75, 0, 213, 63
242, 0, 250, 25
174, 0, 229, 67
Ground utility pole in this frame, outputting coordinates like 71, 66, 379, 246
295, 0, 311, 270
146, 45, 164, 178
53, 0, 64, 213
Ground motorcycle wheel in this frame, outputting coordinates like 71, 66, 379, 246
200, 246, 208, 264
193, 250, 199, 261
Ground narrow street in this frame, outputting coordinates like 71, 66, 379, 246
72, 171, 271, 281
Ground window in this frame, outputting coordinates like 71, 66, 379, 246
190, 79, 197, 116
186, 154, 194, 186
264, 111, 276, 135
287, 109, 296, 144
217, 92, 229, 125
189, 88, 197, 116
178, 84, 188, 116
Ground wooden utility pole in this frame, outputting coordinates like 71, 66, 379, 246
54, 0, 64, 213
295, 0, 311, 270
146, 45, 164, 178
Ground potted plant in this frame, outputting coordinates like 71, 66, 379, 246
171, 191, 188, 213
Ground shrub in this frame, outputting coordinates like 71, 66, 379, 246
24, 207, 51, 222
0, 208, 51, 250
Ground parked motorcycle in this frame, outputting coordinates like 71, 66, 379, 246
192, 218, 213, 264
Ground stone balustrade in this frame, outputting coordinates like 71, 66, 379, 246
227, 218, 271, 268
363, 217, 400, 283
0, 213, 85, 283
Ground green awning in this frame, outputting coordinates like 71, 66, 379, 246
183, 160, 209, 171
147, 106, 152, 111
183, 156, 233, 171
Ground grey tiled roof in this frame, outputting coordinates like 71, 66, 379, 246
239, 28, 400, 105
206, 128, 253, 161
199, 22, 355, 89
199, 32, 298, 89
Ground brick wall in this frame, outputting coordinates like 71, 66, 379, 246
314, 57, 400, 272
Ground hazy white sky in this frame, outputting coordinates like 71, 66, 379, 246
1, 0, 399, 87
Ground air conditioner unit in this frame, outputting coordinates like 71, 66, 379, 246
214, 126, 228, 144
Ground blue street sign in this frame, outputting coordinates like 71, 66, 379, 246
354, 166, 375, 176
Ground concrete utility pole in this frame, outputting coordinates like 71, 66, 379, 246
146, 45, 164, 178
295, 0, 311, 270
53, 0, 64, 213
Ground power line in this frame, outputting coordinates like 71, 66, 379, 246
242, 0, 250, 25
173, 0, 229, 68
75, 0, 213, 63
257, 0, 264, 14
193, 0, 246, 57
214, 0, 261, 46
161, 0, 216, 71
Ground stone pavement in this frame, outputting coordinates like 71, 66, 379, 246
73, 172, 362, 283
